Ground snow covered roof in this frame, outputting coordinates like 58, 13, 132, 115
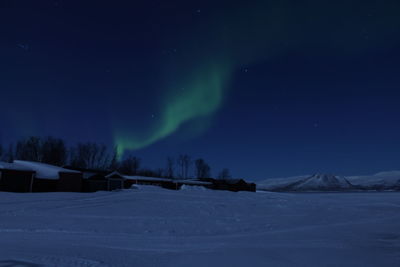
13, 160, 80, 180
0, 161, 34, 172
121, 176, 212, 185
292, 174, 353, 191
174, 180, 212, 186
105, 171, 125, 179
122, 175, 171, 182
81, 171, 104, 179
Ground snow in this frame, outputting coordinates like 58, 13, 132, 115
13, 160, 80, 180
180, 184, 210, 191
122, 175, 212, 186
173, 179, 212, 186
0, 161, 34, 172
122, 175, 171, 182
0, 189, 399, 266
258, 174, 354, 191
105, 171, 124, 179
257, 175, 309, 188
291, 174, 354, 191
348, 171, 400, 189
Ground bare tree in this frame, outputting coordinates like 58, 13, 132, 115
41, 137, 67, 166
218, 168, 231, 180
70, 142, 112, 170
15, 136, 42, 162
165, 157, 175, 179
4, 144, 14, 163
155, 168, 164, 178
195, 158, 211, 179
118, 156, 141, 175
109, 146, 119, 170
177, 154, 191, 179
14, 136, 67, 166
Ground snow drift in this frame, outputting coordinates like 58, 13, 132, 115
0, 189, 399, 267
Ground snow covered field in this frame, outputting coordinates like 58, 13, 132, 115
0, 187, 399, 267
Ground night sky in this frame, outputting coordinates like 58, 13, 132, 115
1, 0, 400, 180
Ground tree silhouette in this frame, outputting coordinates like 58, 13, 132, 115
195, 158, 211, 179
119, 156, 141, 175
41, 137, 67, 166
70, 142, 112, 170
15, 136, 41, 162
218, 168, 231, 180
177, 154, 191, 179
165, 157, 175, 178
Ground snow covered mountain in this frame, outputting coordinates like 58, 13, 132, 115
258, 171, 400, 192
259, 174, 355, 192
348, 171, 400, 190
288, 173, 354, 191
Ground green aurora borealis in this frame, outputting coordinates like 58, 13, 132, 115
114, 62, 231, 156
113, 2, 291, 155
111, 1, 400, 156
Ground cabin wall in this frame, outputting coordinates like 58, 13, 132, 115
32, 178, 58, 192
58, 172, 83, 192
0, 170, 34, 193
107, 179, 124, 191
83, 180, 107, 192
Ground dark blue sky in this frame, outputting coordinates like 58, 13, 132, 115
1, 0, 400, 180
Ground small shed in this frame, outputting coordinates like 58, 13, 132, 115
13, 161, 83, 192
105, 171, 125, 191
198, 178, 256, 192
215, 179, 256, 192
0, 162, 35, 193
63, 167, 109, 192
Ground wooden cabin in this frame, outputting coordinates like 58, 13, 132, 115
105, 172, 125, 191
63, 167, 109, 192
199, 178, 256, 192
13, 161, 83, 192
215, 179, 256, 192
0, 162, 35, 193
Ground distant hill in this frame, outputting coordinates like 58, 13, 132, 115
258, 171, 400, 192
347, 171, 400, 191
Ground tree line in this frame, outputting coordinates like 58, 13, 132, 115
0, 136, 232, 180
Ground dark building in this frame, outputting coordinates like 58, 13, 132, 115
0, 162, 35, 193
64, 167, 110, 192
13, 161, 83, 192
58, 172, 83, 192
105, 172, 126, 190
200, 178, 256, 192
